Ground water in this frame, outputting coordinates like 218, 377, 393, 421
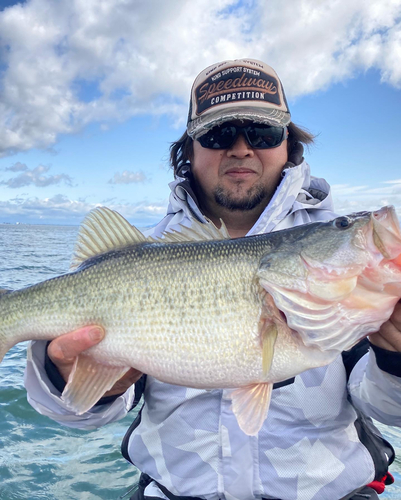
0, 224, 401, 500
0, 225, 139, 500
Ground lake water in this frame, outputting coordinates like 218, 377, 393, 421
0, 223, 401, 500
0, 224, 139, 500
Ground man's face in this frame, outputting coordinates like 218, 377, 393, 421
190, 122, 289, 214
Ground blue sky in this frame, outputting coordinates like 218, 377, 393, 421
0, 0, 400, 226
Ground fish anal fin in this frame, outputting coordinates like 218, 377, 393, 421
231, 383, 273, 435
71, 207, 149, 270
61, 354, 130, 414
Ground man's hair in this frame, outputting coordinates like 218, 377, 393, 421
169, 122, 315, 177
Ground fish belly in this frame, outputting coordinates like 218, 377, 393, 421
84, 254, 266, 388
0, 241, 336, 390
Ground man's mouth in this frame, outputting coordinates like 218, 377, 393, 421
224, 168, 257, 178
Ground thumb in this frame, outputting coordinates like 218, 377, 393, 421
48, 325, 105, 365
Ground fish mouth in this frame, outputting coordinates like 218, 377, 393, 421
371, 206, 401, 261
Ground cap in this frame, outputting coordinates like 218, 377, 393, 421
187, 58, 291, 138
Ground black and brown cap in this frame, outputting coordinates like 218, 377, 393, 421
187, 58, 291, 138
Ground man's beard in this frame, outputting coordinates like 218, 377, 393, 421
213, 183, 269, 211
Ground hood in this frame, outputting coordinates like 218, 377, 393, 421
247, 160, 335, 235
150, 159, 335, 238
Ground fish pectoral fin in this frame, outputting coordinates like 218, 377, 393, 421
258, 288, 284, 375
261, 322, 278, 376
61, 354, 130, 414
71, 207, 149, 270
230, 382, 273, 436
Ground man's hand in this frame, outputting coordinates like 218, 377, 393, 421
47, 325, 105, 382
47, 326, 142, 398
369, 300, 401, 352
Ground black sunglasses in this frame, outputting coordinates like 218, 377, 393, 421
197, 123, 288, 150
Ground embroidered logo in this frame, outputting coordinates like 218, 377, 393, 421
195, 65, 281, 115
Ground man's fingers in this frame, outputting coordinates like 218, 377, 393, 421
369, 300, 401, 352
103, 368, 143, 397
48, 326, 105, 365
390, 300, 401, 331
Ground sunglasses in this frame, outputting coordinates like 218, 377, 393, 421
197, 123, 288, 150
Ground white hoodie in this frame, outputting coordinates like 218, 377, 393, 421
24, 160, 401, 500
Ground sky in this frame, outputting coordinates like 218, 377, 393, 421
0, 0, 400, 226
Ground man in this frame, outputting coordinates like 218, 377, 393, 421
25, 59, 401, 500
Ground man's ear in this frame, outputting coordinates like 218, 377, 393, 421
287, 141, 304, 166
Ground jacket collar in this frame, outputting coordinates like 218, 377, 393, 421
167, 159, 333, 234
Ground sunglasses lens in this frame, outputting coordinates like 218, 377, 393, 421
246, 125, 284, 148
197, 124, 286, 149
198, 125, 237, 149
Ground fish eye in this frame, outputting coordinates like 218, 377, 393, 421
334, 217, 352, 229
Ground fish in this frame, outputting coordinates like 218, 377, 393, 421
1, 206, 401, 435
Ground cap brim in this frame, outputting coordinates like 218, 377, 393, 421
187, 107, 291, 138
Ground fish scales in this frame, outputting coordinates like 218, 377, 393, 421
1, 205, 401, 435
0, 237, 267, 386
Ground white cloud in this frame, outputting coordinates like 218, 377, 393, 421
0, 193, 168, 224
332, 180, 401, 218
108, 170, 147, 184
383, 179, 401, 185
0, 164, 73, 187
5, 161, 28, 172
0, 0, 400, 155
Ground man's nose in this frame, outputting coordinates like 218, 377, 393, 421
226, 133, 254, 158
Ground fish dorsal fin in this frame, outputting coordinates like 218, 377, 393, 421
160, 218, 230, 243
71, 207, 147, 270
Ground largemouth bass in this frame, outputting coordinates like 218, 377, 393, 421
1, 206, 401, 435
